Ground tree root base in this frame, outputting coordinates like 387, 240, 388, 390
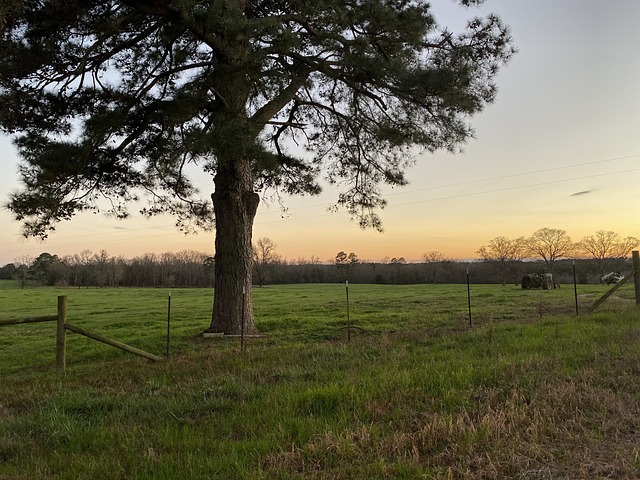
202, 332, 266, 339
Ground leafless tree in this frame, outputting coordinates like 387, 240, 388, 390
477, 236, 526, 285
335, 251, 358, 280
14, 255, 33, 289
577, 230, 640, 277
526, 228, 575, 274
253, 237, 280, 287
422, 250, 448, 284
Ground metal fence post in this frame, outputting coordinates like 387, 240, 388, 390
346, 281, 350, 341
573, 260, 579, 315
466, 269, 472, 326
633, 251, 640, 306
166, 291, 171, 357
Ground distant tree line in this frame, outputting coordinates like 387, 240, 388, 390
0, 250, 214, 288
1, 228, 637, 288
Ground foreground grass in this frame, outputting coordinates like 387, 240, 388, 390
1, 283, 639, 479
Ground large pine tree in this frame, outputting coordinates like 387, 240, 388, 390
0, 0, 514, 334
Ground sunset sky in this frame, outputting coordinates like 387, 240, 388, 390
1, 0, 639, 266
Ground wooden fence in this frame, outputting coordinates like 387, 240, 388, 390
0, 295, 163, 371
589, 250, 640, 312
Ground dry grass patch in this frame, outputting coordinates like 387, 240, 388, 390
261, 364, 640, 479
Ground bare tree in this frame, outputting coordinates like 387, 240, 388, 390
81, 250, 126, 287
617, 236, 640, 258
388, 257, 407, 284
422, 250, 448, 284
477, 236, 526, 285
14, 255, 33, 289
526, 228, 574, 274
335, 251, 358, 280
423, 251, 446, 263
253, 237, 280, 287
77, 250, 96, 287
577, 230, 640, 277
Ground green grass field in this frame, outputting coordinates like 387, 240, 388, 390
1, 281, 639, 479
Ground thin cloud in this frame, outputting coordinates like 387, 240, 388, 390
570, 190, 592, 197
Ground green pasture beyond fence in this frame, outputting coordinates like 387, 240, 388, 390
1, 250, 638, 371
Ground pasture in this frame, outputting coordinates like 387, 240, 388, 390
1, 281, 639, 479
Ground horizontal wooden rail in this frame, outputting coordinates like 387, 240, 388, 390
64, 322, 164, 362
0, 315, 57, 326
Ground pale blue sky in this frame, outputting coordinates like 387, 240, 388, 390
1, 0, 639, 265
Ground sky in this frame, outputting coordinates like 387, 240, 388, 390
1, 0, 639, 266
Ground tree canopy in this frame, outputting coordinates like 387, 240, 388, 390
476, 235, 525, 284
526, 227, 574, 272
577, 230, 639, 276
0, 0, 515, 333
1, 0, 514, 233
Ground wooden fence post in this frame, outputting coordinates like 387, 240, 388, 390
633, 251, 640, 306
56, 295, 67, 371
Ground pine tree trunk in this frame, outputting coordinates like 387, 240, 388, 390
207, 156, 259, 335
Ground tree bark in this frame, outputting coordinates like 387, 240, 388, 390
207, 156, 259, 335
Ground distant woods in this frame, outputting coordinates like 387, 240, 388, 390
2, 250, 215, 289
477, 228, 639, 283
1, 229, 637, 288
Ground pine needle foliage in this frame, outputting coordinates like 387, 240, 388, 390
0, 0, 515, 235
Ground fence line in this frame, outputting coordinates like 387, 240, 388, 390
2, 253, 639, 371
0, 315, 57, 326
1, 295, 163, 371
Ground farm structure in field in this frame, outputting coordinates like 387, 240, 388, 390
601, 272, 624, 285
521, 273, 558, 290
